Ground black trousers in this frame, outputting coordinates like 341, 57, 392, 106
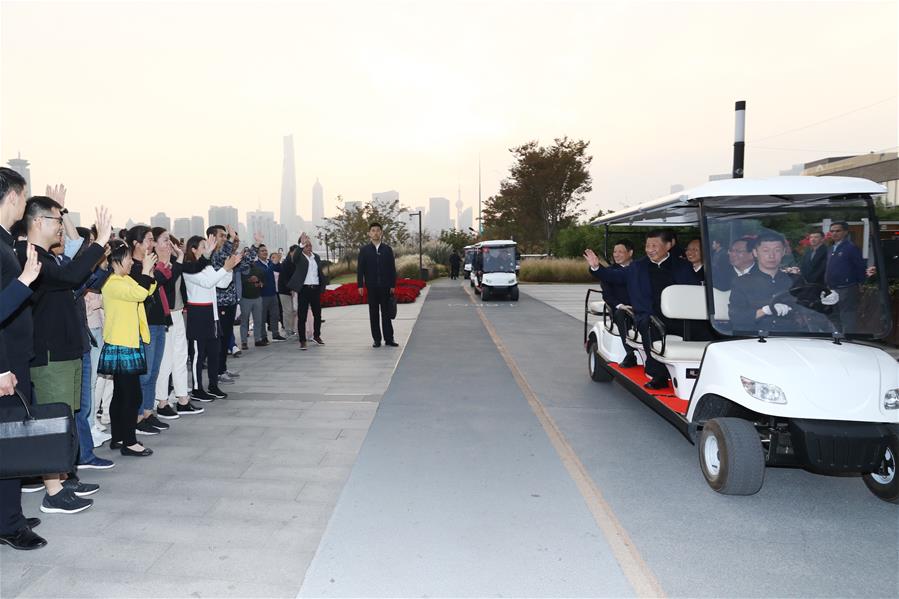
110, 373, 141, 447
613, 308, 635, 359
0, 357, 31, 535
637, 318, 669, 381
298, 285, 322, 342
367, 287, 394, 343
833, 284, 860, 333
218, 304, 236, 374
189, 336, 220, 392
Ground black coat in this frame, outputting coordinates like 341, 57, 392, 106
287, 252, 328, 292
799, 246, 827, 286
275, 253, 296, 295
356, 243, 396, 290
0, 226, 33, 374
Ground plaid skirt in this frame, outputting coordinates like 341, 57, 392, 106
97, 343, 147, 375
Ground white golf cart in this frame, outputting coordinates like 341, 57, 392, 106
473, 240, 519, 301
583, 176, 899, 503
463, 244, 477, 287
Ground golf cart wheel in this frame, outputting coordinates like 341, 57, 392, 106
482, 286, 491, 301
698, 418, 765, 496
510, 286, 519, 301
862, 434, 899, 504
588, 340, 613, 383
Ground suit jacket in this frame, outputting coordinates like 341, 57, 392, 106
274, 253, 296, 295
825, 239, 866, 289
590, 254, 697, 323
799, 246, 827, 286
357, 243, 396, 290
287, 252, 329, 292
0, 226, 33, 375
598, 262, 630, 308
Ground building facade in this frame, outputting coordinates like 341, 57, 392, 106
6, 154, 31, 193
803, 151, 898, 206
150, 212, 171, 231
312, 178, 324, 226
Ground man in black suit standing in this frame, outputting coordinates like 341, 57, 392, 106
357, 222, 398, 348
287, 239, 328, 350
799, 230, 827, 286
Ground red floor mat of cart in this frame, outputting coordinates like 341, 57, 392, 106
607, 362, 689, 416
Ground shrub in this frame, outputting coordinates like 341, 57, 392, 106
396, 254, 433, 279
518, 258, 593, 283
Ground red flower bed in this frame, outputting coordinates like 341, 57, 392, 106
321, 278, 426, 308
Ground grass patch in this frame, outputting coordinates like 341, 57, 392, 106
518, 258, 593, 283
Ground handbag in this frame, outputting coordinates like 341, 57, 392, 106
0, 388, 77, 479
386, 293, 398, 320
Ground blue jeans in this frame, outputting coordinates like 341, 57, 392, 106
77, 349, 97, 464
139, 325, 167, 415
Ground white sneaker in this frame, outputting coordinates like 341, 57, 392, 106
93, 420, 107, 432
91, 427, 111, 448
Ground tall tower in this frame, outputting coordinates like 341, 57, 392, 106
6, 153, 31, 193
455, 185, 463, 231
280, 135, 297, 231
312, 178, 324, 225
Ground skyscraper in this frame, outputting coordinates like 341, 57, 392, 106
191, 216, 205, 236
150, 212, 171, 230
427, 197, 451, 233
208, 206, 238, 230
6, 153, 31, 193
312, 178, 324, 225
372, 190, 399, 211
173, 218, 191, 241
281, 134, 297, 231
459, 207, 473, 232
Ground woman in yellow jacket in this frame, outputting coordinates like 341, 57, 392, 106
99, 240, 158, 457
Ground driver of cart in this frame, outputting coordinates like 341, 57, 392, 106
729, 231, 839, 334
585, 229, 698, 389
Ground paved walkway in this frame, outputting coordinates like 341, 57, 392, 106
0, 288, 428, 599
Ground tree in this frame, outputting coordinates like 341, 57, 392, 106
316, 197, 411, 265
438, 228, 477, 252
482, 137, 593, 251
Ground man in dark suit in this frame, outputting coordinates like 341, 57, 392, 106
357, 222, 397, 348
0, 167, 47, 551
826, 221, 869, 333
585, 229, 698, 389
799, 230, 827, 286
598, 240, 637, 367
712, 237, 756, 291
287, 239, 328, 350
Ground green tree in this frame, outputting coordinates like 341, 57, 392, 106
316, 196, 411, 265
438, 228, 477, 252
482, 137, 593, 252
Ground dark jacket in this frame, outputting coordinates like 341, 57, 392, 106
590, 254, 698, 323
287, 252, 328, 292
599, 262, 630, 308
16, 239, 105, 366
131, 259, 181, 327
799, 246, 827, 287
357, 242, 396, 290
825, 239, 866, 289
0, 227, 33, 376
729, 269, 798, 334
273, 254, 296, 295
256, 260, 278, 297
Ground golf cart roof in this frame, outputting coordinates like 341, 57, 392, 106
477, 240, 517, 248
590, 176, 886, 228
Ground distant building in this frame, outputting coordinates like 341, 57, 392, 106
804, 151, 899, 206
281, 135, 297, 232
372, 190, 399, 211
150, 212, 171, 231
312, 178, 324, 225
427, 197, 451, 233
458, 207, 473, 232
344, 201, 362, 212
208, 206, 238, 230
6, 153, 31, 193
779, 163, 805, 176
247, 210, 288, 251
190, 215, 205, 236
173, 218, 191, 241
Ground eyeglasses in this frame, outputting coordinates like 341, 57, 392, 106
37, 215, 64, 224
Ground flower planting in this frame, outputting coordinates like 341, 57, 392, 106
321, 278, 426, 308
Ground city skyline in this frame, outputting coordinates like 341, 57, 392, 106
1, 1, 896, 227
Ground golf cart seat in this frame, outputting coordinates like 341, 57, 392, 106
650, 285, 713, 362
588, 300, 604, 316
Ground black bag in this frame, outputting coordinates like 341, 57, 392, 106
386, 294, 398, 320
0, 388, 77, 479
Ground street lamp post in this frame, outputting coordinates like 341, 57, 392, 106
410, 211, 424, 279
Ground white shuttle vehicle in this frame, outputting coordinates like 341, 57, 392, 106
472, 240, 519, 301
583, 177, 899, 503
463, 244, 477, 287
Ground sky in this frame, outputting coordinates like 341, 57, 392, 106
1, 0, 896, 228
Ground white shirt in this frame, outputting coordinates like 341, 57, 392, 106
183, 265, 232, 320
733, 263, 754, 276
303, 253, 319, 285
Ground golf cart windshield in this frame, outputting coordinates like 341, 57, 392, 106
464, 249, 476, 266
482, 246, 516, 273
704, 198, 890, 339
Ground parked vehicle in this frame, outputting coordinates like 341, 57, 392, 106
463, 244, 477, 287
473, 240, 519, 301
583, 176, 899, 503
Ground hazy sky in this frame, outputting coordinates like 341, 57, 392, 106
1, 0, 896, 228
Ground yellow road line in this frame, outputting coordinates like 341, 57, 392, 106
466, 286, 666, 598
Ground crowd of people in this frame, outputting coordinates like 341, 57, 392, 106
0, 167, 400, 551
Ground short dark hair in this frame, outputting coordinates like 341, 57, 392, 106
369, 222, 382, 231
23, 196, 63, 225
0, 167, 26, 201
127, 225, 152, 254
808, 229, 824, 238
753, 231, 786, 248
687, 237, 702, 247
645, 229, 675, 244
613, 239, 634, 252
257, 243, 266, 250
206, 225, 225, 236
730, 236, 752, 250
831, 221, 850, 231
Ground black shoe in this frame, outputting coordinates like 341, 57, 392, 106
109, 440, 123, 450
644, 377, 669, 390
385, 341, 399, 347
147, 414, 169, 430
62, 478, 99, 498
136, 420, 160, 435
121, 445, 153, 457
40, 489, 93, 514
299, 341, 308, 350
25, 517, 40, 529
207, 387, 228, 399
156, 404, 180, 420
372, 341, 381, 348
312, 337, 324, 345
619, 354, 638, 369
272, 335, 287, 341
189, 389, 216, 403
0, 527, 47, 550
255, 339, 269, 347
177, 401, 205, 415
